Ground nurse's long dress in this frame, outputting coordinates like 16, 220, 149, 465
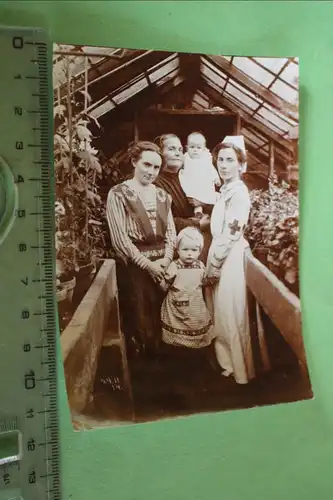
206, 179, 255, 384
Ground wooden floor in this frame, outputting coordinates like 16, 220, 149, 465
77, 316, 313, 428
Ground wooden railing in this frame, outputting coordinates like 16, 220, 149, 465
61, 259, 133, 417
244, 248, 306, 369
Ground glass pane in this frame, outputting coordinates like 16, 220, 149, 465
196, 90, 210, 104
228, 78, 263, 104
223, 89, 256, 115
256, 106, 290, 132
192, 100, 203, 110
270, 79, 298, 104
255, 113, 284, 135
202, 75, 225, 96
149, 55, 179, 83
113, 77, 149, 105
253, 57, 288, 74
201, 63, 227, 88
232, 57, 275, 87
279, 62, 299, 88
243, 135, 262, 150
246, 126, 267, 144
82, 46, 118, 56
155, 68, 179, 87
263, 102, 298, 126
225, 83, 260, 110
193, 93, 209, 108
90, 99, 115, 119
242, 129, 265, 147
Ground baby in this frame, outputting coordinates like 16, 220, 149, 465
179, 132, 221, 219
160, 227, 212, 349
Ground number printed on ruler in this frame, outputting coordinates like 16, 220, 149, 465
0, 27, 60, 500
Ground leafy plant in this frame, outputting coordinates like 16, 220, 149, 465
245, 175, 299, 295
54, 55, 104, 280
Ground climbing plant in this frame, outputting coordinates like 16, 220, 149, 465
54, 54, 105, 282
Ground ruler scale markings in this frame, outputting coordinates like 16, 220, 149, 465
0, 29, 60, 500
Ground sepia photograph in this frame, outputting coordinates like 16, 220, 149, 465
53, 44, 312, 430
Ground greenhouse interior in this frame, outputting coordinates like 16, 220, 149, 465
53, 45, 308, 429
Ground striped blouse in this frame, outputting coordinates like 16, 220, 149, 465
106, 181, 176, 271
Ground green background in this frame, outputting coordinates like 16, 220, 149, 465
1, 1, 333, 499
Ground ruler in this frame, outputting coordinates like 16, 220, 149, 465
0, 27, 60, 500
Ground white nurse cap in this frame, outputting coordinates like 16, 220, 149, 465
222, 135, 247, 173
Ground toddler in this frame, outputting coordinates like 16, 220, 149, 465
179, 132, 221, 219
160, 227, 213, 349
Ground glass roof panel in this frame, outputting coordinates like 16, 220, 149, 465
193, 93, 209, 108
232, 57, 276, 87
270, 79, 298, 105
149, 55, 179, 83
113, 76, 149, 105
82, 46, 120, 56
225, 83, 260, 110
155, 68, 179, 87
254, 112, 285, 135
242, 128, 266, 147
278, 61, 299, 88
201, 63, 227, 88
256, 106, 291, 133
90, 100, 115, 119
253, 57, 288, 74
202, 74, 226, 96
227, 77, 263, 104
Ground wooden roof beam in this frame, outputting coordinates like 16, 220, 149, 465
204, 54, 298, 120
58, 51, 174, 104
200, 81, 294, 154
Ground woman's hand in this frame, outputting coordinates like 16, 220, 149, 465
188, 197, 202, 208
203, 276, 220, 287
206, 263, 221, 281
146, 261, 166, 283
154, 257, 171, 270
199, 214, 211, 232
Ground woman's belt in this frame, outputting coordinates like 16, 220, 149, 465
110, 241, 165, 263
135, 241, 165, 252
136, 241, 165, 260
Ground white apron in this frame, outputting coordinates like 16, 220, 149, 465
206, 180, 255, 384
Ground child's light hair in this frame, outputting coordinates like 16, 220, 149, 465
176, 227, 204, 251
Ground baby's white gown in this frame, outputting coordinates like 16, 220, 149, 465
179, 151, 220, 205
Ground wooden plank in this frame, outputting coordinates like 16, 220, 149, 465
269, 140, 275, 177
200, 82, 293, 154
244, 249, 306, 367
205, 54, 298, 118
255, 301, 271, 371
139, 108, 237, 116
61, 260, 117, 413
59, 51, 173, 105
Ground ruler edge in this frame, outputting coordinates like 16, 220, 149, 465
0, 26, 61, 500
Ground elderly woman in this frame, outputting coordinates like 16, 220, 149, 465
206, 139, 255, 384
154, 133, 212, 263
106, 141, 176, 359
